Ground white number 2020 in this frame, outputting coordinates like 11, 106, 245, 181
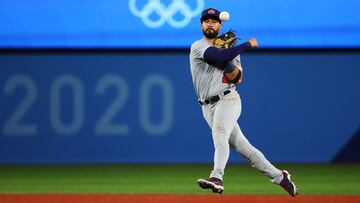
2, 74, 173, 137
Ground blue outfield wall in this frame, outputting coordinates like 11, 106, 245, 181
0, 50, 359, 164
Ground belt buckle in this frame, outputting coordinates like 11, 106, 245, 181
208, 96, 219, 104
199, 90, 231, 106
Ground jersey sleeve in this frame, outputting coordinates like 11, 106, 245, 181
191, 41, 211, 60
203, 42, 251, 64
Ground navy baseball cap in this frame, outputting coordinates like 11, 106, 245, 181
200, 8, 221, 23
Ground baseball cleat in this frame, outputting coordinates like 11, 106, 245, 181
197, 177, 224, 194
279, 170, 298, 197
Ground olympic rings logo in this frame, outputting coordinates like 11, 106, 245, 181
129, 0, 204, 28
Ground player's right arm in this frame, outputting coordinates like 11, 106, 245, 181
204, 38, 258, 65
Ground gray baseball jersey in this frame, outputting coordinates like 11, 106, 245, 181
190, 37, 285, 190
189, 38, 241, 99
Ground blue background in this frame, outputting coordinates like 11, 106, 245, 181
1, 0, 360, 48
1, 0, 359, 164
1, 51, 360, 164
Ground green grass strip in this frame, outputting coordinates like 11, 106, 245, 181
0, 164, 359, 194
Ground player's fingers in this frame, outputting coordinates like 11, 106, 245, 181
248, 38, 258, 48
253, 39, 258, 48
252, 38, 258, 48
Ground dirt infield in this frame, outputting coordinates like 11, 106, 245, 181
0, 194, 360, 203
0, 194, 359, 203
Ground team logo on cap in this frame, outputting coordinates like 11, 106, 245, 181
129, 0, 205, 28
207, 9, 216, 14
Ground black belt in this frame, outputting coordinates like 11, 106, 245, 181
198, 90, 231, 105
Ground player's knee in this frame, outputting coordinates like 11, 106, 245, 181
235, 140, 255, 158
213, 139, 229, 149
212, 128, 225, 138
212, 124, 229, 137
212, 124, 232, 149
213, 130, 229, 146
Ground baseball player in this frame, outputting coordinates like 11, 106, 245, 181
189, 8, 298, 196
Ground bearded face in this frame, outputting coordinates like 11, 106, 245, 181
202, 28, 219, 39
201, 18, 222, 39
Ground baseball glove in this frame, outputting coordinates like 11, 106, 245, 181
214, 30, 242, 85
213, 30, 237, 49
